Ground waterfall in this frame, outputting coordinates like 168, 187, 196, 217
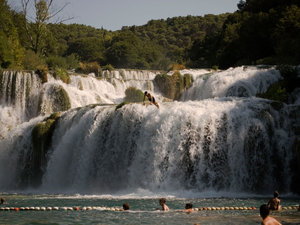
0, 67, 298, 195
180, 66, 281, 101
0, 70, 157, 138
0, 99, 295, 194
0, 70, 41, 121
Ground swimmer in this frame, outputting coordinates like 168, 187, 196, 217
143, 91, 159, 109
1, 197, 6, 204
159, 198, 169, 211
260, 204, 281, 225
123, 203, 130, 211
183, 203, 193, 212
267, 191, 281, 211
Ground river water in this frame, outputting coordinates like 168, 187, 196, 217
0, 194, 299, 225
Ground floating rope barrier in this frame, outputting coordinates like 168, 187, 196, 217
0, 206, 299, 211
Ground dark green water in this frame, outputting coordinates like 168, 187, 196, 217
0, 195, 299, 225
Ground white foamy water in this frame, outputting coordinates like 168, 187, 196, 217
0, 99, 294, 195
0, 67, 298, 196
180, 66, 281, 101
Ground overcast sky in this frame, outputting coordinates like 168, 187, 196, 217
8, 0, 239, 31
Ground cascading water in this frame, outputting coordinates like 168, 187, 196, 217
0, 67, 298, 195
0, 70, 157, 138
180, 66, 281, 101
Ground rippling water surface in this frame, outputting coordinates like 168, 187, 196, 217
0, 195, 299, 225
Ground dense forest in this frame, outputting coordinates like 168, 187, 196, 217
0, 0, 299, 72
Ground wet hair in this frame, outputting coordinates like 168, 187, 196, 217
260, 204, 270, 219
1, 197, 6, 204
185, 203, 193, 209
123, 203, 130, 210
144, 91, 148, 95
274, 191, 279, 198
159, 198, 166, 204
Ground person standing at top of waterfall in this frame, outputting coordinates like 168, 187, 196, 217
267, 191, 281, 211
260, 204, 281, 225
159, 198, 169, 211
143, 91, 159, 109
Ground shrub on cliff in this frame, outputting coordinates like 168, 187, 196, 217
76, 62, 101, 76
124, 87, 144, 102
168, 63, 186, 71
257, 65, 299, 103
36, 65, 48, 83
102, 64, 114, 71
154, 71, 192, 100
53, 67, 71, 84
256, 82, 287, 102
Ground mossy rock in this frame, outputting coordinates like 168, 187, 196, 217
36, 65, 48, 83
53, 67, 71, 84
29, 112, 61, 187
115, 102, 129, 111
256, 81, 287, 102
124, 87, 144, 102
154, 71, 193, 100
270, 101, 284, 111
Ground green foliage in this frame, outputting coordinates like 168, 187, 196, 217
212, 65, 218, 70
2, 0, 300, 71
102, 64, 114, 71
154, 71, 192, 100
256, 82, 287, 102
22, 50, 46, 70
124, 87, 144, 102
276, 64, 300, 92
183, 73, 193, 87
125, 14, 229, 66
257, 65, 300, 103
46, 54, 79, 70
196, 1, 300, 68
53, 67, 70, 84
67, 37, 105, 63
0, 0, 24, 69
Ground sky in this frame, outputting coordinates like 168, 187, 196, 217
8, 0, 239, 31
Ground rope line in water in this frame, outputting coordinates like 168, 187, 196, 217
0, 206, 299, 211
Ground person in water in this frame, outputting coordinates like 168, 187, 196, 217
143, 91, 159, 108
183, 203, 193, 212
260, 204, 281, 225
1, 197, 6, 204
267, 191, 281, 210
159, 198, 169, 211
123, 203, 130, 211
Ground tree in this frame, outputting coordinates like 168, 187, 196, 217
0, 0, 24, 68
21, 0, 72, 54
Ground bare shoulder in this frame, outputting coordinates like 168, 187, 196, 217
263, 216, 282, 225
